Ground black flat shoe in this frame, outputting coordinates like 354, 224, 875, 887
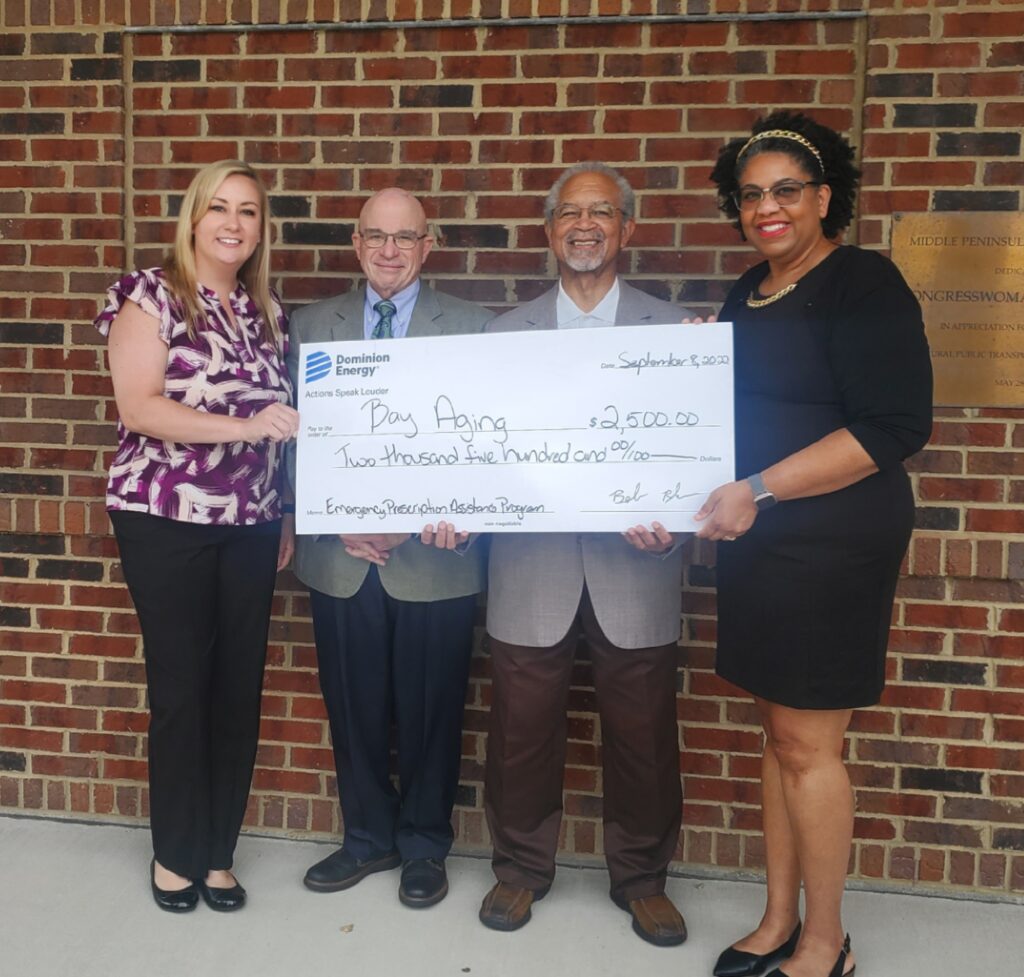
714, 923, 801, 976
398, 858, 449, 908
765, 934, 854, 977
198, 876, 246, 912
150, 859, 199, 913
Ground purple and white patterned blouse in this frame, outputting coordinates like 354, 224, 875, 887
95, 268, 294, 526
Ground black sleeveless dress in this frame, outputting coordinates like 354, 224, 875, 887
714, 246, 933, 709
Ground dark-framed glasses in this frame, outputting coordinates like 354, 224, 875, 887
358, 230, 429, 250
733, 180, 821, 210
551, 202, 622, 223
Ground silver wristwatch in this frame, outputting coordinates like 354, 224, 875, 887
746, 471, 778, 511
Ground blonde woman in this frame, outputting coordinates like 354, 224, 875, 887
95, 160, 299, 913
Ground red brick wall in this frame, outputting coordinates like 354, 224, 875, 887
1, 1, 1022, 896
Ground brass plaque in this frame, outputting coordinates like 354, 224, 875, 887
891, 212, 1024, 406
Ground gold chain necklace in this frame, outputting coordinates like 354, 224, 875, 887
745, 281, 797, 309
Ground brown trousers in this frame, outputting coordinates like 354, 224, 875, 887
484, 588, 682, 903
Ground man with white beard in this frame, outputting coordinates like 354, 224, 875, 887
478, 163, 693, 949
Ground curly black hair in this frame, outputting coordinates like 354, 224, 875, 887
710, 110, 860, 240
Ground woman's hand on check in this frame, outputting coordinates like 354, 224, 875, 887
693, 481, 757, 541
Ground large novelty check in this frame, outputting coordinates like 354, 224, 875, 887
295, 322, 734, 534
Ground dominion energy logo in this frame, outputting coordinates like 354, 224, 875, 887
304, 350, 332, 384
304, 349, 392, 383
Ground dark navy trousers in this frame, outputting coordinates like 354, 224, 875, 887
309, 569, 477, 862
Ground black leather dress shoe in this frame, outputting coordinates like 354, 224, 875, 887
714, 923, 801, 977
150, 859, 199, 914
198, 877, 247, 912
303, 847, 401, 892
398, 858, 449, 908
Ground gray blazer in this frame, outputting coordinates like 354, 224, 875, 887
485, 280, 693, 649
287, 283, 492, 602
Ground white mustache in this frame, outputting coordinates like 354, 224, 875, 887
566, 231, 605, 244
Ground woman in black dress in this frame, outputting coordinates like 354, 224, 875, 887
695, 112, 932, 977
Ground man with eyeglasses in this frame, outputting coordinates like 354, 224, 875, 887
477, 162, 692, 948
286, 187, 491, 909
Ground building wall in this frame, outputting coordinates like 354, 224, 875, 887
1, 0, 1022, 897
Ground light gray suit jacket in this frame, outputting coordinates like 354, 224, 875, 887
287, 283, 492, 602
485, 280, 692, 649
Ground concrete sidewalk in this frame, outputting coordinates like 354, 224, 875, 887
1, 815, 1020, 977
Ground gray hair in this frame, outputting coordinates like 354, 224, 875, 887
543, 162, 636, 221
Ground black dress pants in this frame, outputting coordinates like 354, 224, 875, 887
485, 588, 682, 903
110, 510, 280, 879
309, 570, 477, 862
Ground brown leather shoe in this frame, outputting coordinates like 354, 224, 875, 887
478, 881, 550, 931
613, 892, 688, 947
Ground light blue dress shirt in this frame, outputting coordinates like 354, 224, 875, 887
363, 280, 421, 339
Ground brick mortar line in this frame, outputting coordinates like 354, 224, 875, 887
121, 13, 871, 36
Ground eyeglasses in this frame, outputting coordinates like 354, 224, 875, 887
551, 203, 623, 223
357, 230, 429, 250
733, 180, 821, 210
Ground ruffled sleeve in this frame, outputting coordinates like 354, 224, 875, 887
93, 268, 177, 345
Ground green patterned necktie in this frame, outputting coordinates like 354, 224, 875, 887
372, 299, 397, 339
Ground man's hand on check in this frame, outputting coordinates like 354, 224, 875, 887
622, 521, 675, 554
420, 521, 469, 549
340, 533, 411, 565
681, 314, 717, 324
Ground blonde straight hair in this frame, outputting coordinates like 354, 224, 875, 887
163, 159, 280, 347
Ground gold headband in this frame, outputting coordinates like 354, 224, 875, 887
737, 129, 823, 172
